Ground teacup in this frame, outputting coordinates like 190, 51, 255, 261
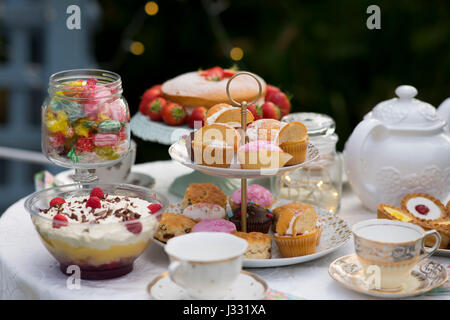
164, 232, 248, 299
96, 140, 136, 183
352, 219, 441, 291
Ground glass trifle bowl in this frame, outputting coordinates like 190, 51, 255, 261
24, 183, 167, 280
42, 69, 130, 183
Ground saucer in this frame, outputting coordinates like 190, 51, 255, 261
147, 271, 268, 300
328, 254, 448, 298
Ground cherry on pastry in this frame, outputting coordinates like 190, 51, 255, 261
415, 204, 430, 215
86, 196, 102, 209
90, 187, 105, 199
147, 203, 162, 214
126, 219, 142, 235
53, 214, 68, 229
50, 197, 66, 207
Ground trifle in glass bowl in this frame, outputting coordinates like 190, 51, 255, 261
24, 183, 167, 280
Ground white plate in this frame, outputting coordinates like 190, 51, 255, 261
131, 113, 191, 145
147, 270, 268, 300
329, 254, 448, 298
168, 139, 320, 179
153, 200, 352, 268
54, 170, 155, 188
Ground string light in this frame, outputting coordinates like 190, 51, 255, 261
130, 41, 145, 55
230, 47, 244, 61
145, 1, 159, 16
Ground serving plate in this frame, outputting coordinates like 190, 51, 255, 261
153, 200, 351, 268
168, 139, 320, 179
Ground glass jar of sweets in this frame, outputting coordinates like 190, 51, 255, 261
271, 113, 343, 214
42, 69, 130, 182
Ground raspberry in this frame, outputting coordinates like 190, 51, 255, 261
90, 188, 105, 199
126, 219, 142, 235
53, 214, 68, 229
50, 197, 66, 207
86, 196, 101, 209
147, 203, 162, 214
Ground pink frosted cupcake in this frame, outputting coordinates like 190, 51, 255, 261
229, 184, 273, 210
237, 140, 292, 169
192, 218, 236, 234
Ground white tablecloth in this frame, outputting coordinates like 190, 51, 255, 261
0, 160, 448, 300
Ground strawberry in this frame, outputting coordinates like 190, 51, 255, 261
199, 66, 235, 81
265, 84, 281, 102
268, 91, 291, 118
126, 218, 143, 235
90, 188, 105, 199
187, 106, 207, 128
86, 196, 101, 209
247, 104, 263, 120
50, 197, 66, 207
146, 97, 167, 121
148, 203, 162, 214
162, 103, 187, 126
139, 85, 162, 114
262, 102, 281, 120
53, 214, 68, 229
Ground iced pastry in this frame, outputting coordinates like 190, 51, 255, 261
401, 193, 447, 221
237, 140, 292, 169
229, 184, 273, 210
182, 202, 226, 221
229, 202, 273, 233
192, 218, 236, 233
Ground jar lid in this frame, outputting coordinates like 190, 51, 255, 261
281, 112, 335, 137
367, 85, 445, 131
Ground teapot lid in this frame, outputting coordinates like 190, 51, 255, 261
368, 85, 445, 131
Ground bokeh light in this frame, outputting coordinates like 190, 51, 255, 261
230, 47, 244, 61
130, 41, 145, 55
145, 1, 159, 16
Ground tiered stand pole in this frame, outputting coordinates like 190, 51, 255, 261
226, 72, 262, 233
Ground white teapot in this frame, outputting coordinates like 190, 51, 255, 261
344, 85, 450, 211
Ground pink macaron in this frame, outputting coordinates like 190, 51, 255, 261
192, 218, 236, 234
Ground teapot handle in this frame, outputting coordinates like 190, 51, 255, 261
344, 118, 387, 210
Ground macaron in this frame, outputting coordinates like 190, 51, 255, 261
192, 218, 236, 233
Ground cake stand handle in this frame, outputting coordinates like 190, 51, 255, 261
226, 72, 263, 233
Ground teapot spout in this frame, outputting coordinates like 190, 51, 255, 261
437, 98, 450, 132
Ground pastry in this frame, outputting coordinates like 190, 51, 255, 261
161, 67, 266, 109
272, 202, 314, 231
232, 232, 272, 259
154, 212, 197, 243
377, 204, 415, 222
182, 202, 226, 221
191, 123, 240, 168
273, 206, 322, 257
237, 140, 292, 169
229, 202, 273, 233
182, 183, 227, 209
192, 218, 236, 233
205, 103, 254, 127
278, 121, 309, 165
446, 201, 450, 215
247, 119, 286, 142
401, 193, 447, 221
423, 218, 450, 249
229, 184, 273, 210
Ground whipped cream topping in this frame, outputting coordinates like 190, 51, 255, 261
406, 197, 443, 220
33, 195, 159, 249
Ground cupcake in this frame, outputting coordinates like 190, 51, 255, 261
182, 202, 226, 221
229, 184, 274, 210
191, 123, 240, 168
272, 202, 314, 232
182, 183, 227, 209
247, 119, 285, 142
192, 218, 236, 234
278, 121, 309, 165
237, 140, 292, 169
229, 202, 273, 233
273, 206, 322, 257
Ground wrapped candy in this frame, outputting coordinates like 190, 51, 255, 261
48, 132, 65, 152
104, 99, 127, 122
94, 133, 119, 147
46, 110, 70, 136
76, 136, 94, 153
98, 120, 121, 133
49, 98, 84, 123
74, 120, 91, 137
95, 146, 119, 160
